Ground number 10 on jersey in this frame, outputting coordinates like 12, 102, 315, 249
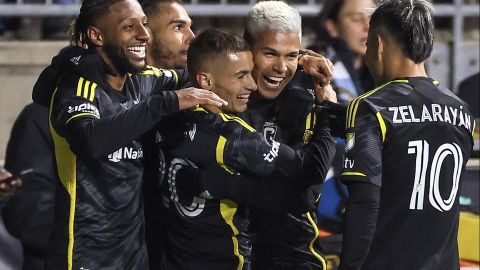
408, 140, 463, 212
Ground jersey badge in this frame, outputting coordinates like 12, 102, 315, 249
346, 132, 355, 152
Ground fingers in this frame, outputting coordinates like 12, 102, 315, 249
176, 87, 228, 110
0, 169, 21, 200
300, 54, 334, 86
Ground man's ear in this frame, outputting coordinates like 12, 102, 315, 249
377, 35, 384, 62
87, 26, 103, 47
325, 19, 338, 38
197, 73, 213, 90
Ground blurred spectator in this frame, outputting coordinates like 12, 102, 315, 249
308, 0, 375, 234
310, 0, 374, 104
2, 103, 56, 270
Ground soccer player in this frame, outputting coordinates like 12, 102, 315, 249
141, 0, 194, 69
138, 1, 195, 268
240, 2, 337, 269
158, 27, 335, 270
34, 0, 226, 269
339, 1, 475, 269
171, 2, 339, 269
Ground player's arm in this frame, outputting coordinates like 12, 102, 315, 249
188, 109, 335, 185
50, 72, 180, 159
338, 101, 383, 270
33, 46, 226, 111
174, 162, 303, 214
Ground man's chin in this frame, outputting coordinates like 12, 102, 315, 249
257, 87, 283, 100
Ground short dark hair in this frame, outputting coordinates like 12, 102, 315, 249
138, 0, 183, 17
370, 0, 434, 63
187, 28, 250, 83
68, 0, 124, 48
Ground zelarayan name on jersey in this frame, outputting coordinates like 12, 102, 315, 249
388, 104, 473, 132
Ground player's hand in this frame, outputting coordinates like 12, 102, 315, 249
175, 87, 228, 110
315, 83, 337, 104
298, 50, 333, 88
0, 168, 22, 201
314, 101, 347, 138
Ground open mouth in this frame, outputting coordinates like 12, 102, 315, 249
237, 93, 250, 102
127, 45, 146, 58
263, 75, 285, 89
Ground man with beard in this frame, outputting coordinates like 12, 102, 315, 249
37, 0, 226, 269
156, 27, 336, 270
137, 0, 194, 268
141, 0, 194, 69
170, 2, 338, 269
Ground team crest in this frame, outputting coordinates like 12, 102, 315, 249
303, 130, 313, 143
263, 122, 278, 142
345, 133, 355, 152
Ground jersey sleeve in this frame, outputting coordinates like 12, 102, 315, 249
146, 67, 191, 96
188, 109, 335, 184
50, 72, 179, 159
341, 100, 383, 186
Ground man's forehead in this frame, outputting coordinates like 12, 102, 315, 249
254, 30, 300, 51
103, 0, 145, 22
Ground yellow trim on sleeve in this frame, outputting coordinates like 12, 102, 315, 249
306, 212, 327, 269
83, 80, 90, 99
220, 199, 244, 270
65, 113, 100, 124
305, 111, 312, 130
341, 172, 366, 177
89, 82, 97, 102
219, 113, 256, 132
375, 112, 387, 142
215, 135, 235, 174
76, 77, 84, 97
347, 79, 409, 129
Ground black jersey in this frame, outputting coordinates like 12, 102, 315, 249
47, 65, 184, 270
158, 103, 333, 270
242, 70, 335, 270
341, 77, 475, 270
158, 110, 257, 270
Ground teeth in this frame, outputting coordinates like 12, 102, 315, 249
128, 46, 145, 56
266, 76, 283, 82
238, 94, 250, 100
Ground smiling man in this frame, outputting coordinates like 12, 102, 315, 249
240, 2, 336, 269
41, 0, 226, 269
156, 27, 336, 270
141, 0, 194, 69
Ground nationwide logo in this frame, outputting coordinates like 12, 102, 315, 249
108, 147, 144, 162
70, 55, 82, 66
68, 103, 100, 117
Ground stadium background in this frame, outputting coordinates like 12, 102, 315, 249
0, 0, 478, 269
